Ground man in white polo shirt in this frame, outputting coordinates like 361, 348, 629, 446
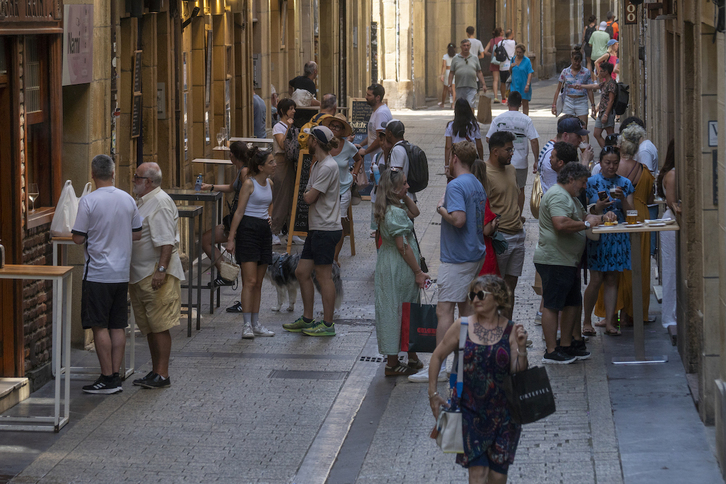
72, 154, 142, 394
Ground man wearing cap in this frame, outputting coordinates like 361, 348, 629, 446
588, 22, 611, 80
284, 125, 342, 337
383, 119, 417, 202
539, 116, 594, 194
485, 91, 540, 215
449, 38, 488, 108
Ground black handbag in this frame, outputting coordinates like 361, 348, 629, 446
411, 226, 428, 273
502, 364, 556, 424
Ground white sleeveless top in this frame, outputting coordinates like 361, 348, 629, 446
244, 177, 273, 219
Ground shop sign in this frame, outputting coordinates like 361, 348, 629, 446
62, 4, 93, 85
625, 1, 638, 25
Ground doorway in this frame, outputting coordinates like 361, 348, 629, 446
477, 0, 497, 74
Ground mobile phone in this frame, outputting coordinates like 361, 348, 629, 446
424, 279, 433, 290
598, 191, 608, 201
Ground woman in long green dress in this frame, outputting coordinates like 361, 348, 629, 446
374, 168, 430, 376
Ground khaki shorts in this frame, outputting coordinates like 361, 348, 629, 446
496, 229, 526, 277
515, 168, 528, 189
129, 274, 181, 335
437, 259, 485, 303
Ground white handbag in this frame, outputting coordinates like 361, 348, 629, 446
435, 318, 468, 454
50, 180, 92, 236
218, 248, 240, 282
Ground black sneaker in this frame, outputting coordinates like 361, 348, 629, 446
542, 350, 577, 365
556, 337, 588, 348
83, 375, 122, 394
211, 276, 235, 288
226, 301, 243, 313
137, 373, 171, 389
133, 370, 155, 386
560, 344, 591, 360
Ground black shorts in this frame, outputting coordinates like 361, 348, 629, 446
81, 280, 129, 330
500, 70, 511, 84
535, 263, 582, 312
236, 216, 273, 265
301, 230, 342, 266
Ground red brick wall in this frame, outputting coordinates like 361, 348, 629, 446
22, 225, 53, 373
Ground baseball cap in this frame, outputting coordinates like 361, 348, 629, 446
606, 39, 618, 47
599, 21, 608, 31
382, 119, 405, 138
305, 125, 335, 144
557, 117, 590, 136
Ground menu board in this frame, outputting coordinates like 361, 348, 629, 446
287, 150, 313, 252
348, 97, 373, 135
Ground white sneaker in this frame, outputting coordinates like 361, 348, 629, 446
242, 323, 255, 339
272, 234, 282, 246
407, 365, 448, 383
291, 236, 305, 245
534, 311, 542, 325
252, 323, 275, 337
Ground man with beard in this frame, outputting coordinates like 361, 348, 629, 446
356, 83, 392, 160
534, 162, 615, 364
128, 162, 185, 388
72, 154, 142, 394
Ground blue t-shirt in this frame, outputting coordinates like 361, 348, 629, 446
586, 173, 634, 222
440, 173, 487, 264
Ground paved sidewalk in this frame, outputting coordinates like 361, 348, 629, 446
3, 81, 723, 483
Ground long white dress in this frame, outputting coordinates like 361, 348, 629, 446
660, 175, 677, 328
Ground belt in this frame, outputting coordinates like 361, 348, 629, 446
567, 94, 586, 98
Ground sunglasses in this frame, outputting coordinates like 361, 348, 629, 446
133, 174, 148, 180
389, 167, 402, 174
602, 145, 620, 155
468, 290, 491, 301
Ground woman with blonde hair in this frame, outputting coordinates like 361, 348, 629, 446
374, 168, 430, 376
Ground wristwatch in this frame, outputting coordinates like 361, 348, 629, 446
584, 221, 591, 230
157, 265, 167, 273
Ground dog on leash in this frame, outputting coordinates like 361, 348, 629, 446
265, 252, 343, 312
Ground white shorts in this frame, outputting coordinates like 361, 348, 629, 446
496, 229, 526, 277
563, 95, 590, 117
340, 190, 351, 220
437, 259, 485, 303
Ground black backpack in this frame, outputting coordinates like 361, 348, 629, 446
605, 24, 615, 39
388, 141, 429, 193
614, 83, 629, 115
494, 41, 509, 63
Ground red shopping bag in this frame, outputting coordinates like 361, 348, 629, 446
400, 301, 438, 353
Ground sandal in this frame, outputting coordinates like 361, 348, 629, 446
226, 301, 244, 313
407, 359, 424, 370
582, 328, 597, 336
385, 364, 417, 377
604, 328, 622, 336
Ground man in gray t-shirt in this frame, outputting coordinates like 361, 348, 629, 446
449, 39, 487, 107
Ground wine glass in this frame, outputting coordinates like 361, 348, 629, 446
28, 183, 39, 212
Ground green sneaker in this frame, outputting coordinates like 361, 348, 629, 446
283, 316, 316, 333
302, 321, 336, 337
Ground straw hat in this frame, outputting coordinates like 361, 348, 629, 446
322, 114, 353, 138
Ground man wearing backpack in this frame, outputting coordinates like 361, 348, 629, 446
497, 30, 517, 103
606, 12, 619, 40
382, 119, 428, 202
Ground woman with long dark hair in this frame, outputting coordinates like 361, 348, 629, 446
445, 98, 484, 180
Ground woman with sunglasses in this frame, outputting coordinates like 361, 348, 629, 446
225, 149, 277, 339
321, 114, 363, 264
374, 168, 429, 376
428, 275, 527, 482
582, 146, 635, 336
199, 141, 251, 288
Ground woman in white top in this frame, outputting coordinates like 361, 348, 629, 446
439, 43, 457, 107
444, 98, 484, 180
270, 98, 299, 245
322, 115, 363, 264
226, 148, 277, 339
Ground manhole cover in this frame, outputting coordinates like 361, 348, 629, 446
268, 370, 348, 380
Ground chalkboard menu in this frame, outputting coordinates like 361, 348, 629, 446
348, 97, 373, 135
131, 94, 142, 138
290, 150, 314, 236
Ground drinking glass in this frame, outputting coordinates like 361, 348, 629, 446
28, 183, 39, 212
216, 131, 224, 148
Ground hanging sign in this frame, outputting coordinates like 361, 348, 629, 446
62, 4, 94, 85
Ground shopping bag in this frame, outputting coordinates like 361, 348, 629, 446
530, 172, 543, 219
555, 87, 565, 116
434, 317, 468, 454
400, 291, 437, 353
502, 365, 556, 424
50, 180, 89, 237
477, 95, 492, 124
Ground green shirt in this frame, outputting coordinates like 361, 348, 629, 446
450, 54, 480, 89
533, 184, 587, 267
588, 30, 610, 61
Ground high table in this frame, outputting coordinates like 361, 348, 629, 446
228, 137, 274, 145
592, 221, 680, 364
167, 189, 223, 314
177, 205, 203, 335
193, 158, 232, 186
50, 237, 136, 379
0, 265, 72, 431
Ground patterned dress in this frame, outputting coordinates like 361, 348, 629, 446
585, 173, 634, 272
374, 205, 420, 355
456, 320, 522, 470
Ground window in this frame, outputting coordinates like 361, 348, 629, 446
25, 37, 41, 113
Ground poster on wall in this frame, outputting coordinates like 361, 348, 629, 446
62, 4, 94, 86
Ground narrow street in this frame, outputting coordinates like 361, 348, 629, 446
3, 82, 722, 484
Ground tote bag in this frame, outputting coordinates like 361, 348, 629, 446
434, 318, 469, 454
477, 95, 492, 124
530, 172, 543, 220
502, 365, 556, 424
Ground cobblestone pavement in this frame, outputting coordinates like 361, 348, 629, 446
5, 81, 638, 483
